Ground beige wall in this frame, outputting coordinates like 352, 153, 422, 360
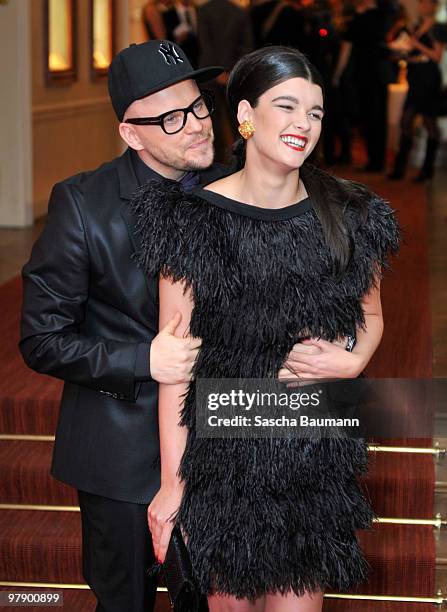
130, 0, 149, 43
31, 0, 128, 218
0, 1, 33, 227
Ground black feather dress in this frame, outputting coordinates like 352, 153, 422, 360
131, 176, 400, 600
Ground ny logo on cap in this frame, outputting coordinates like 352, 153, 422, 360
158, 42, 184, 66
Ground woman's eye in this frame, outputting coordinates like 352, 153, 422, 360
309, 113, 323, 120
278, 105, 294, 111
194, 100, 204, 111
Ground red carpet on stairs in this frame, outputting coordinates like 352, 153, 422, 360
0, 170, 437, 610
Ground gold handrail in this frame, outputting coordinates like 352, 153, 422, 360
368, 444, 446, 457
1, 435, 445, 457
0, 435, 55, 441
0, 504, 80, 512
1, 504, 445, 529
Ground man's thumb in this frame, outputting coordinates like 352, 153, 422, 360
161, 311, 182, 335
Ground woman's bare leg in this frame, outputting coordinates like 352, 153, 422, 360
207, 593, 265, 612
264, 590, 324, 612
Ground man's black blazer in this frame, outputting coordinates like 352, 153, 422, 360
20, 148, 226, 504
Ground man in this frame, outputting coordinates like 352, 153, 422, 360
19, 40, 224, 612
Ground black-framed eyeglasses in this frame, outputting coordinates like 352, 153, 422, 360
124, 91, 214, 135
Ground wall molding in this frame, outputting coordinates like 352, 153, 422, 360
33, 97, 112, 123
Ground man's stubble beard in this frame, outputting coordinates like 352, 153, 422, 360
182, 141, 215, 171
180, 130, 215, 171
143, 130, 215, 175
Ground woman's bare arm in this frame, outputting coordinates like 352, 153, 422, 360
351, 280, 383, 365
147, 276, 196, 563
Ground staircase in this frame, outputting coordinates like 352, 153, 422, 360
1, 424, 445, 610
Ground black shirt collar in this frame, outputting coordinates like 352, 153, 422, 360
130, 148, 166, 187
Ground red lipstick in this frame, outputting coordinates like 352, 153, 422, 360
280, 134, 309, 152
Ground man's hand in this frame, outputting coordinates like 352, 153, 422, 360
278, 338, 366, 380
150, 312, 201, 384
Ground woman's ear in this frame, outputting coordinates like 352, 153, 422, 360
237, 100, 253, 126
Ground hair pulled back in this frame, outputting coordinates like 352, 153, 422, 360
226, 46, 369, 274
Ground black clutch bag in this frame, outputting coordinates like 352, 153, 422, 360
148, 524, 200, 611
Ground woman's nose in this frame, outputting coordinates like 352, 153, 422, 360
293, 111, 311, 132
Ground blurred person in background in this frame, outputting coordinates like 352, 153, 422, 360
388, 0, 445, 182
250, 0, 302, 47
143, 0, 168, 40
325, 0, 357, 164
297, 0, 347, 165
386, 3, 411, 83
332, 0, 398, 172
161, 0, 200, 67
197, 0, 253, 161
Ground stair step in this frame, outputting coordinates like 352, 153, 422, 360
362, 452, 435, 519
0, 511, 83, 583
0, 387, 60, 436
0, 588, 96, 612
324, 601, 438, 611
0, 589, 440, 612
355, 524, 435, 597
0, 511, 436, 597
0, 441, 77, 505
0, 587, 173, 612
0, 278, 61, 436
0, 440, 437, 518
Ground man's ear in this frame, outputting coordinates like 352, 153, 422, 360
118, 123, 144, 151
237, 99, 254, 126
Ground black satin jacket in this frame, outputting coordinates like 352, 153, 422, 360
19, 148, 227, 504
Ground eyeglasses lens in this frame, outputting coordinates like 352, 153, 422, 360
162, 94, 214, 134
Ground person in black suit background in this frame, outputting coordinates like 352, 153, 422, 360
162, 0, 199, 67
197, 0, 253, 161
19, 41, 224, 612
333, 0, 397, 172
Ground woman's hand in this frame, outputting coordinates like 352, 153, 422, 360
147, 481, 184, 563
278, 338, 367, 380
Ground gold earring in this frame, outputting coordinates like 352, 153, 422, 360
238, 120, 255, 140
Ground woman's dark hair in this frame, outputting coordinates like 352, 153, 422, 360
227, 46, 369, 274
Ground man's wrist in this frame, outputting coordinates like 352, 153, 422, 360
135, 342, 152, 381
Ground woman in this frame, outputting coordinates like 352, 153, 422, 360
132, 47, 399, 611
388, 0, 445, 182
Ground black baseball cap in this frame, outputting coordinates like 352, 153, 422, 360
108, 41, 223, 121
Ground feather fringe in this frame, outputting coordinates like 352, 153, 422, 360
130, 179, 399, 598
